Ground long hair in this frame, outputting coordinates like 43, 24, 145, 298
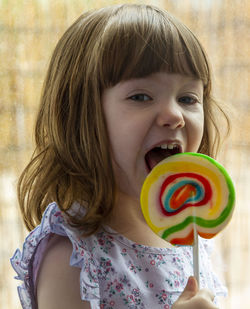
18, 4, 229, 234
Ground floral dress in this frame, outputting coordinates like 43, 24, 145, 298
11, 202, 227, 309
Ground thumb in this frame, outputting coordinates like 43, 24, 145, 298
178, 276, 199, 301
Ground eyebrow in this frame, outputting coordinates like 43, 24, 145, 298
118, 76, 203, 90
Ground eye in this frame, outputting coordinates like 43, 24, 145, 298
128, 93, 152, 102
178, 96, 200, 104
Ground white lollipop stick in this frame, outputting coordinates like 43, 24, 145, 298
191, 192, 200, 288
193, 226, 200, 288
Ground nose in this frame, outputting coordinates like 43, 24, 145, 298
156, 100, 185, 129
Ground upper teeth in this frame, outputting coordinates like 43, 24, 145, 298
158, 144, 178, 150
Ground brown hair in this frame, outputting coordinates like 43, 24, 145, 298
18, 4, 229, 234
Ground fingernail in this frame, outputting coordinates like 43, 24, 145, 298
187, 276, 196, 289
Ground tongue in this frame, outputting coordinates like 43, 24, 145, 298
145, 148, 171, 171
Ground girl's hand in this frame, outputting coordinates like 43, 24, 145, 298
172, 277, 219, 309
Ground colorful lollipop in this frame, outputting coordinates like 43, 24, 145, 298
140, 152, 235, 284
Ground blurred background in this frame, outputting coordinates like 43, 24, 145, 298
0, 0, 249, 308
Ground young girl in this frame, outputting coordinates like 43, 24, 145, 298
11, 4, 229, 309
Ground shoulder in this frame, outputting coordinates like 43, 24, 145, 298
36, 234, 91, 309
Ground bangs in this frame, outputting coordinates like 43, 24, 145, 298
95, 5, 210, 89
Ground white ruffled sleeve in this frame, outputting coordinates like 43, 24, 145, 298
10, 202, 100, 308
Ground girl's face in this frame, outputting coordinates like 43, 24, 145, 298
102, 72, 204, 201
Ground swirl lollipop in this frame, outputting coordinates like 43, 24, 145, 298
140, 152, 235, 284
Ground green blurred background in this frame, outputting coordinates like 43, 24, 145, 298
1, 0, 249, 308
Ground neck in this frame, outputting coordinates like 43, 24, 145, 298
107, 192, 143, 232
106, 191, 173, 249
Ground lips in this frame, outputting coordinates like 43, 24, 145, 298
145, 142, 182, 172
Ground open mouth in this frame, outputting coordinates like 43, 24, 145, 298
145, 143, 181, 172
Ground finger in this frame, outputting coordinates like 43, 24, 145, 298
177, 276, 199, 301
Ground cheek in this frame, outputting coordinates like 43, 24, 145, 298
107, 116, 145, 163
187, 112, 204, 150
108, 126, 136, 172
195, 116, 205, 147
195, 113, 204, 134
